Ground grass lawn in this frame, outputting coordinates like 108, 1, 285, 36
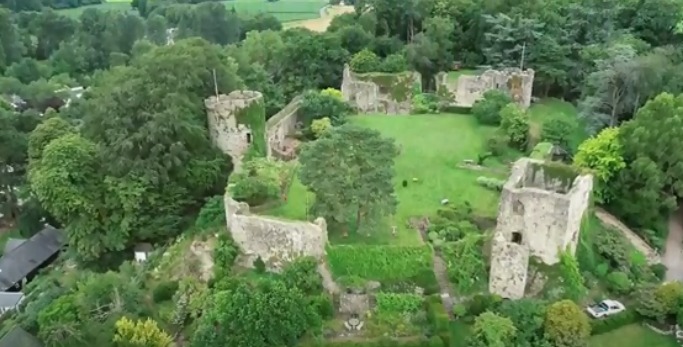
527, 98, 588, 152
57, 0, 326, 22
447, 69, 476, 82
265, 113, 505, 245
589, 324, 678, 347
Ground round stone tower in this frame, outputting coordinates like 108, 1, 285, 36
205, 90, 266, 171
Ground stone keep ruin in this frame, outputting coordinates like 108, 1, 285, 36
341, 64, 421, 115
489, 158, 593, 299
205, 90, 265, 171
224, 193, 328, 271
436, 68, 535, 109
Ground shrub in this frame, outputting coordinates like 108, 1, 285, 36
311, 117, 332, 138
213, 233, 239, 281
309, 294, 334, 319
476, 176, 504, 192
485, 131, 509, 156
594, 263, 609, 278
425, 295, 450, 334
452, 303, 467, 318
651, 263, 667, 280
327, 245, 433, 282
590, 309, 640, 335
379, 53, 409, 73
529, 142, 553, 160
194, 196, 225, 229
254, 256, 266, 273
541, 117, 576, 149
320, 88, 343, 101
466, 294, 502, 318
153, 281, 179, 303
229, 158, 285, 206
471, 90, 513, 125
606, 271, 633, 295
499, 103, 530, 150
350, 48, 381, 73
298, 90, 352, 127
544, 300, 590, 347
411, 93, 439, 114
282, 256, 323, 295
375, 293, 424, 313
428, 335, 444, 347
559, 250, 586, 301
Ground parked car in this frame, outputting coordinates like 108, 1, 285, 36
586, 299, 626, 319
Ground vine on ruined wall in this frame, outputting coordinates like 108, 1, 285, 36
235, 98, 267, 159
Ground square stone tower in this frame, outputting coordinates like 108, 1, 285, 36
489, 158, 593, 299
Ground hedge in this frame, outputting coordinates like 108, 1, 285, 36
299, 336, 445, 347
589, 309, 641, 335
327, 245, 434, 285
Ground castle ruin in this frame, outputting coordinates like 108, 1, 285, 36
224, 193, 328, 271
341, 64, 421, 114
205, 90, 266, 171
489, 158, 593, 299
436, 68, 535, 109
266, 95, 303, 160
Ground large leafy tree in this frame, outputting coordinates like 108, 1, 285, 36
190, 279, 319, 347
573, 127, 625, 204
298, 124, 399, 235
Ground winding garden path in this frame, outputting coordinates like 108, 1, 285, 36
414, 218, 455, 319
594, 208, 660, 265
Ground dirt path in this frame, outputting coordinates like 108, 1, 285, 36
284, 5, 355, 32
595, 208, 661, 265
413, 218, 455, 319
664, 207, 683, 281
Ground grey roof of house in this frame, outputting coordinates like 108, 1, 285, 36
3, 239, 26, 255
0, 226, 65, 291
0, 292, 23, 308
134, 243, 153, 253
0, 326, 43, 347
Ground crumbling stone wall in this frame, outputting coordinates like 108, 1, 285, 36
224, 193, 328, 271
489, 158, 593, 299
266, 95, 303, 160
205, 90, 266, 171
436, 68, 535, 109
341, 64, 421, 114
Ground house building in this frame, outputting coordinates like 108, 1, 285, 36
0, 225, 65, 291
0, 326, 43, 347
134, 243, 153, 263
0, 292, 24, 315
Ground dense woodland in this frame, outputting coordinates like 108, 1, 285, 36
2, 0, 683, 346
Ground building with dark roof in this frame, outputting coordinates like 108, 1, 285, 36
0, 226, 65, 291
0, 327, 43, 347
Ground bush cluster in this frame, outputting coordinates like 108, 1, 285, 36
471, 90, 513, 125
475, 176, 504, 192
152, 280, 179, 303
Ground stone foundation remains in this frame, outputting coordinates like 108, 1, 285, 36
224, 193, 328, 271
489, 158, 593, 299
205, 90, 266, 171
436, 68, 534, 109
266, 95, 303, 160
341, 64, 421, 114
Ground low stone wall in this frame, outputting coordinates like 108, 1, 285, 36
436, 68, 534, 109
266, 95, 303, 160
341, 64, 421, 115
224, 193, 328, 271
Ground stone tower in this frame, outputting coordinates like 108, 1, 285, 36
489, 158, 593, 299
205, 90, 266, 171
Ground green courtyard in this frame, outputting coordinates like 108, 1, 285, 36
265, 113, 505, 245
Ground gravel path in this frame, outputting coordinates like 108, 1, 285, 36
664, 207, 683, 281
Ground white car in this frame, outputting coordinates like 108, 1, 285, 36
586, 299, 626, 319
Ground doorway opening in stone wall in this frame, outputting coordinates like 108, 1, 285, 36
512, 232, 522, 244
246, 133, 252, 144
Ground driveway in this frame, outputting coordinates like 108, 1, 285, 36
664, 207, 683, 281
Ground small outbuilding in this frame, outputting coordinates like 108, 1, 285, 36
0, 292, 24, 315
134, 243, 154, 263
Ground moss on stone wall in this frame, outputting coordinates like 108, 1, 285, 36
357, 72, 418, 102
529, 161, 579, 190
235, 98, 267, 159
